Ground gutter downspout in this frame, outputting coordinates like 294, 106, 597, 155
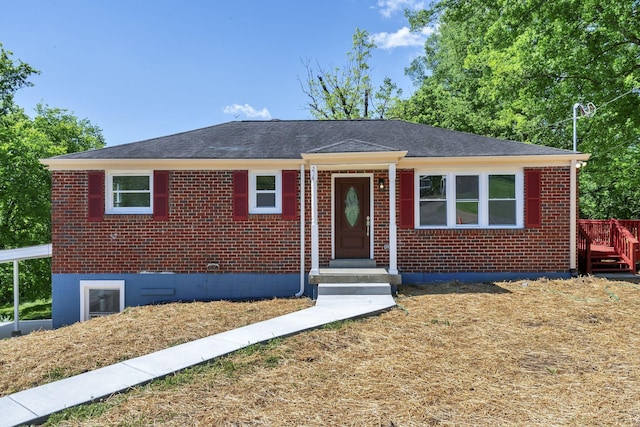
570, 159, 577, 275
296, 164, 305, 297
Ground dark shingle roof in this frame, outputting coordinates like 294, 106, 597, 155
52, 120, 574, 160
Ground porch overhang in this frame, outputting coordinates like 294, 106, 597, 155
302, 150, 407, 169
305, 152, 403, 278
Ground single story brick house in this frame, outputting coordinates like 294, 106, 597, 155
42, 120, 589, 327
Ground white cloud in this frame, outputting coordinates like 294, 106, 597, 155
376, 0, 425, 18
223, 103, 272, 120
371, 26, 434, 50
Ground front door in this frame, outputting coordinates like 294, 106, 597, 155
335, 177, 370, 259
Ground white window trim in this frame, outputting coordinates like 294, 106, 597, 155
249, 171, 282, 214
415, 169, 523, 229
79, 280, 125, 322
106, 171, 153, 214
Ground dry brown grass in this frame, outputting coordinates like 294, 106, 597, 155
4, 277, 640, 426
0, 298, 312, 397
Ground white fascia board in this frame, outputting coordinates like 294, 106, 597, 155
41, 153, 590, 171
40, 158, 304, 171
399, 153, 590, 169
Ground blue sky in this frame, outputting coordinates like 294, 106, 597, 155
1, 0, 432, 146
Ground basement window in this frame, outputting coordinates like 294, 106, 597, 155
79, 280, 125, 321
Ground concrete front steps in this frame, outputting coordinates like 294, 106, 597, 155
309, 259, 402, 286
316, 283, 396, 308
318, 283, 392, 296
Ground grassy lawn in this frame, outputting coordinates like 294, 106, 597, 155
2, 277, 640, 425
0, 298, 51, 321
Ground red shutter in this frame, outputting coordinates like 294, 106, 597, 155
87, 172, 104, 222
399, 170, 414, 229
233, 170, 249, 220
153, 171, 169, 221
282, 170, 298, 220
525, 169, 542, 228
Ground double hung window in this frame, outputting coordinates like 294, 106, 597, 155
455, 175, 480, 225
419, 175, 447, 226
106, 172, 153, 214
417, 171, 522, 228
488, 174, 517, 225
249, 172, 281, 214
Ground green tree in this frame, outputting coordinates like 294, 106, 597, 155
0, 43, 38, 115
301, 29, 402, 119
399, 0, 640, 218
0, 45, 105, 305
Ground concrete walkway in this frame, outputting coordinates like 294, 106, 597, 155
1, 284, 395, 427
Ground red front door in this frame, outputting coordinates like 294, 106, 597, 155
335, 177, 370, 259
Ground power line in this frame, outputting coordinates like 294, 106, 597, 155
523, 87, 638, 138
595, 88, 638, 111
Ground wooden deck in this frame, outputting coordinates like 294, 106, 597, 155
579, 220, 640, 274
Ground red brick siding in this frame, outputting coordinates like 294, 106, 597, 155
52, 170, 301, 274
396, 167, 571, 273
52, 166, 572, 275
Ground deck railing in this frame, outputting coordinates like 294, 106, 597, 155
578, 222, 593, 273
578, 219, 640, 274
578, 219, 613, 245
611, 220, 639, 274
618, 220, 640, 272
618, 220, 640, 241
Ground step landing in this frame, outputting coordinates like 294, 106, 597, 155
318, 283, 392, 296
315, 283, 396, 307
309, 267, 402, 285
329, 258, 377, 268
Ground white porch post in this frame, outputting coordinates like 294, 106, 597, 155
310, 165, 320, 275
388, 163, 398, 275
296, 163, 306, 297
13, 260, 20, 334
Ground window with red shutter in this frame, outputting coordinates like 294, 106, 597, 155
282, 170, 297, 220
525, 169, 542, 228
233, 170, 249, 220
106, 172, 153, 214
153, 171, 169, 221
399, 170, 414, 229
88, 172, 104, 222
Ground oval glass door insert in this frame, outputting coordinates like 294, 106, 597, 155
345, 186, 360, 227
